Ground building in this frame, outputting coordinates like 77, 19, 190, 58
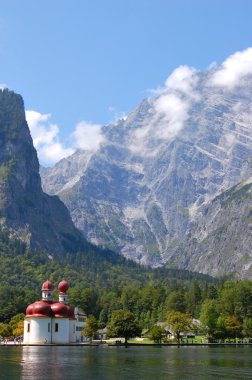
96, 327, 108, 341
23, 279, 86, 344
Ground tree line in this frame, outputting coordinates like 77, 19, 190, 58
80, 279, 252, 343
0, 230, 252, 342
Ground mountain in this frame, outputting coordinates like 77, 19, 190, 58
0, 89, 98, 256
171, 177, 252, 278
41, 69, 252, 276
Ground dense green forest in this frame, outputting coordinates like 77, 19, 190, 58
0, 229, 252, 341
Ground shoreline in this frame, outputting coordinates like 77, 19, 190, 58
1, 342, 252, 347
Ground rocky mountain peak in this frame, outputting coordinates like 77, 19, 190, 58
41, 70, 252, 277
0, 89, 85, 256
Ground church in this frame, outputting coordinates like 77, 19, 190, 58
23, 279, 86, 344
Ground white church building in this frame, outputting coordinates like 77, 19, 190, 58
23, 279, 86, 344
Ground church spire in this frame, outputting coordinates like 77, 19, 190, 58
58, 279, 69, 304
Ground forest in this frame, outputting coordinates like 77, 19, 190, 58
0, 229, 252, 341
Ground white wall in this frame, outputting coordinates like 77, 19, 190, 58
75, 315, 86, 342
69, 319, 76, 343
51, 318, 69, 343
24, 317, 71, 344
23, 317, 52, 344
23, 316, 84, 344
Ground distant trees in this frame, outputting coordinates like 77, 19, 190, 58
165, 290, 186, 313
166, 311, 192, 344
1, 229, 252, 345
12, 320, 24, 337
204, 315, 243, 341
107, 310, 141, 344
0, 313, 24, 338
186, 282, 202, 317
225, 316, 243, 339
68, 287, 99, 316
243, 318, 252, 339
149, 325, 164, 343
0, 322, 12, 338
200, 290, 247, 341
9, 313, 25, 337
200, 299, 219, 337
82, 315, 98, 342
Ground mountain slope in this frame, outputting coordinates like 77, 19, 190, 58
41, 69, 252, 275
0, 89, 97, 256
171, 177, 252, 278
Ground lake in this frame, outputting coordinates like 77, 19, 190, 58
0, 345, 251, 379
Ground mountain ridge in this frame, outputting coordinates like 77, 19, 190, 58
171, 176, 252, 278
41, 69, 252, 277
0, 89, 127, 262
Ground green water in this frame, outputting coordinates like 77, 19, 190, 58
0, 346, 251, 379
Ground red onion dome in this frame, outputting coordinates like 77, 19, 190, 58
66, 305, 75, 319
51, 302, 68, 318
26, 301, 54, 317
58, 279, 69, 294
26, 303, 35, 316
42, 279, 54, 291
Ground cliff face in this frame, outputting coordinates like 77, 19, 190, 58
41, 71, 252, 276
172, 178, 252, 278
0, 89, 84, 256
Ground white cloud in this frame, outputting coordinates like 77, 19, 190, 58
209, 47, 252, 89
38, 142, 74, 165
26, 110, 74, 166
71, 121, 104, 151
153, 93, 190, 140
165, 65, 198, 95
26, 110, 56, 146
223, 133, 236, 149
130, 65, 199, 154
26, 110, 105, 166
0, 83, 6, 90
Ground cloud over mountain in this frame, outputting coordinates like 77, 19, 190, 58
71, 121, 104, 151
209, 47, 252, 89
26, 111, 104, 166
27, 47, 252, 166
130, 65, 199, 154
26, 110, 74, 166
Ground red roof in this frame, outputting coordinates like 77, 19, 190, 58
25, 301, 75, 318
26, 301, 54, 317
51, 302, 68, 318
26, 279, 75, 318
58, 279, 69, 294
41, 279, 54, 291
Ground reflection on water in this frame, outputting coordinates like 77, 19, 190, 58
21, 346, 63, 380
0, 345, 251, 380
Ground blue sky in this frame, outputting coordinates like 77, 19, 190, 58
1, 0, 252, 165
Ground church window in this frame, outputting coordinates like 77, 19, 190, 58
55, 323, 59, 332
27, 323, 30, 333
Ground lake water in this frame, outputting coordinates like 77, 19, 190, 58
0, 345, 251, 380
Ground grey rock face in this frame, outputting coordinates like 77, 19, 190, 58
174, 178, 252, 278
41, 72, 252, 275
0, 89, 84, 256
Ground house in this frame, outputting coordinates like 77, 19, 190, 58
23, 279, 86, 344
144, 320, 200, 341
142, 322, 173, 339
95, 327, 108, 341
